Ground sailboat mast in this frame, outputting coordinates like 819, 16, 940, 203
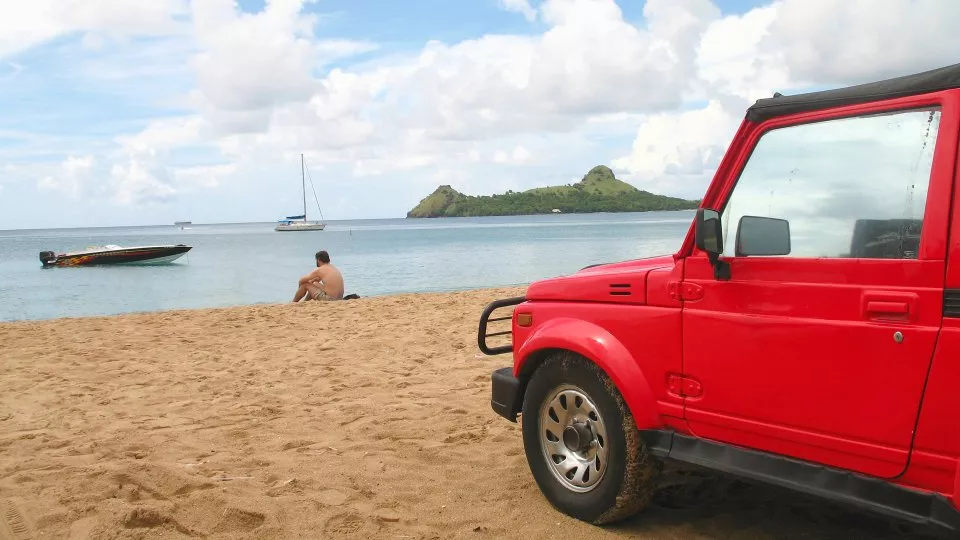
301, 153, 306, 221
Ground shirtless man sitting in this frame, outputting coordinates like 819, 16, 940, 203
292, 250, 345, 302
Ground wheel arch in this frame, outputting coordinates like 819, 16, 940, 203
514, 318, 661, 429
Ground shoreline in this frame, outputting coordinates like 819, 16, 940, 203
0, 283, 532, 325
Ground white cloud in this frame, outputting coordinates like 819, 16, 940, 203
493, 145, 534, 165
765, 0, 960, 85
38, 155, 97, 198
0, 0, 187, 60
116, 116, 206, 156
188, 0, 375, 134
500, 0, 537, 22
8, 0, 960, 226
614, 0, 960, 199
55, 0, 723, 213
693, 0, 960, 99
108, 114, 236, 203
172, 163, 237, 189
190, 0, 317, 112
200, 0, 723, 184
56, 0, 187, 36
110, 158, 176, 205
34, 116, 228, 205
696, 4, 787, 101
0, 4, 60, 60
12, 0, 730, 213
36, 152, 179, 206
613, 100, 741, 197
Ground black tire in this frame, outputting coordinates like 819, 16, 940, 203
520, 351, 658, 524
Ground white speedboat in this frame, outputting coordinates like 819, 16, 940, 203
39, 244, 192, 267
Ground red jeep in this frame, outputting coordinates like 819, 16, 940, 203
479, 61, 960, 535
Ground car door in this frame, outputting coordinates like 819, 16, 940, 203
681, 97, 957, 479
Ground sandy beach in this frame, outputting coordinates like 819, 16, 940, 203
0, 287, 944, 539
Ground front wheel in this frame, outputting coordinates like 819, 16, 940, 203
520, 352, 658, 524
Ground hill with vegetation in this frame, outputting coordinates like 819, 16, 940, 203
406, 165, 699, 218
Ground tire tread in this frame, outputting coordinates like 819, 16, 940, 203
522, 351, 658, 525
593, 357, 657, 523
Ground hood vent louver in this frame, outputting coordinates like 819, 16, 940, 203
609, 283, 631, 296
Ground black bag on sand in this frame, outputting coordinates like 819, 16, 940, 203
343, 294, 360, 300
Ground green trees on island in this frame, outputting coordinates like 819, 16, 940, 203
406, 165, 700, 218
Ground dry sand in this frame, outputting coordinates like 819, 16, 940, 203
0, 287, 946, 539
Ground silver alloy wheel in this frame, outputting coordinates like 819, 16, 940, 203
538, 384, 609, 493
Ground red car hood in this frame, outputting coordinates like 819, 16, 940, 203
524, 254, 677, 305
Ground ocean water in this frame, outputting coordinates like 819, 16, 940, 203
0, 211, 695, 322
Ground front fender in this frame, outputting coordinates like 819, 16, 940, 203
515, 317, 661, 429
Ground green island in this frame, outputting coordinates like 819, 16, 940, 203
406, 165, 700, 218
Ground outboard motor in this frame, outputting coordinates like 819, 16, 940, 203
39, 251, 57, 267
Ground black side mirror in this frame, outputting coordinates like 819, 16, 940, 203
736, 215, 790, 256
695, 208, 723, 255
695, 208, 729, 280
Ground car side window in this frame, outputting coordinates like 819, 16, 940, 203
720, 107, 942, 259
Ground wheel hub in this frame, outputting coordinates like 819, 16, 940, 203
538, 384, 609, 493
562, 422, 593, 453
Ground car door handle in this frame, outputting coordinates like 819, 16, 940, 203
866, 301, 909, 315
862, 291, 917, 322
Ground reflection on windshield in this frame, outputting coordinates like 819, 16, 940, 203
721, 108, 941, 259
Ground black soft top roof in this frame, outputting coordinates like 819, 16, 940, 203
746, 62, 960, 123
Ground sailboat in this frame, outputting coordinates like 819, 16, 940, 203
275, 153, 326, 232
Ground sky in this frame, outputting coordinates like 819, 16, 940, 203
1, 0, 959, 229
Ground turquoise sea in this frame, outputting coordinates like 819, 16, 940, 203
0, 211, 695, 322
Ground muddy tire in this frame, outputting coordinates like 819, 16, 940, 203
520, 351, 658, 524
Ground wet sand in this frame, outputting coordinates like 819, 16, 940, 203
0, 287, 945, 539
